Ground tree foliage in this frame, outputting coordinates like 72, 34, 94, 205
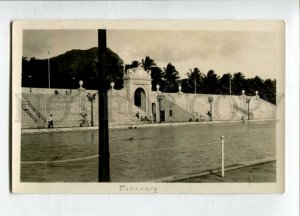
182, 68, 204, 93
219, 73, 231, 95
181, 70, 276, 104
163, 63, 180, 92
22, 47, 124, 90
125, 60, 141, 71
141, 56, 156, 70
203, 70, 220, 94
22, 48, 276, 104
231, 72, 246, 94
141, 56, 165, 91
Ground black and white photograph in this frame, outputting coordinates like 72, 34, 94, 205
12, 21, 284, 193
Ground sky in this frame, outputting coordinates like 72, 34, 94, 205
23, 29, 280, 79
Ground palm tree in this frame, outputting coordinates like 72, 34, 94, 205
130, 60, 141, 68
203, 70, 220, 94
150, 66, 165, 91
232, 72, 246, 94
141, 56, 156, 70
187, 67, 203, 94
262, 79, 276, 104
163, 63, 180, 92
141, 56, 165, 91
124, 60, 141, 71
219, 73, 231, 95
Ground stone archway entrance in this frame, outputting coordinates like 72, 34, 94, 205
134, 88, 146, 112
123, 67, 152, 116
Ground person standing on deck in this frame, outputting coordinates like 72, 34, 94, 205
48, 114, 54, 128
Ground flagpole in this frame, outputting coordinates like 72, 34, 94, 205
48, 51, 50, 89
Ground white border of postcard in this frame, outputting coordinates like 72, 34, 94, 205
12, 20, 285, 193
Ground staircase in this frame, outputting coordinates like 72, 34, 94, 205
232, 104, 253, 119
21, 91, 152, 128
108, 92, 150, 126
21, 100, 47, 128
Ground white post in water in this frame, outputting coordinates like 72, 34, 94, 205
220, 135, 225, 177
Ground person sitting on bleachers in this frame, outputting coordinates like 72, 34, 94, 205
80, 113, 89, 127
135, 112, 140, 119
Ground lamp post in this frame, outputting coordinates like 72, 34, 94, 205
156, 84, 164, 123
28, 75, 32, 93
87, 93, 97, 126
70, 77, 76, 94
208, 96, 213, 121
246, 97, 251, 120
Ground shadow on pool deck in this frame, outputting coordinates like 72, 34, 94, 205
175, 161, 276, 183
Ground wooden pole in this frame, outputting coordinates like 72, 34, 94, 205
229, 74, 231, 95
98, 29, 110, 182
48, 51, 51, 89
194, 72, 196, 94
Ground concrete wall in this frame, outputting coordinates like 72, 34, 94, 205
22, 87, 98, 95
21, 88, 147, 128
151, 92, 276, 122
21, 88, 276, 128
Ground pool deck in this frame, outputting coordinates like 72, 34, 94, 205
21, 119, 276, 134
153, 158, 276, 183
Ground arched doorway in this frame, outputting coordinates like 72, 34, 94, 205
134, 88, 146, 112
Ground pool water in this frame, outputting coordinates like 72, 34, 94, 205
21, 121, 276, 182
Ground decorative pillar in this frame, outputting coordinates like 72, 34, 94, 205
178, 84, 182, 93
111, 82, 115, 90
156, 84, 162, 123
241, 89, 245, 118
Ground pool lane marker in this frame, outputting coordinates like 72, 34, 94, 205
21, 154, 99, 164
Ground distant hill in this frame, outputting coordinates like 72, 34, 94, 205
22, 47, 124, 90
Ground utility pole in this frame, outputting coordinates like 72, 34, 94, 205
194, 71, 196, 94
48, 51, 51, 89
229, 73, 231, 95
98, 29, 110, 182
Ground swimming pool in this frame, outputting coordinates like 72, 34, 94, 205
21, 121, 276, 182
